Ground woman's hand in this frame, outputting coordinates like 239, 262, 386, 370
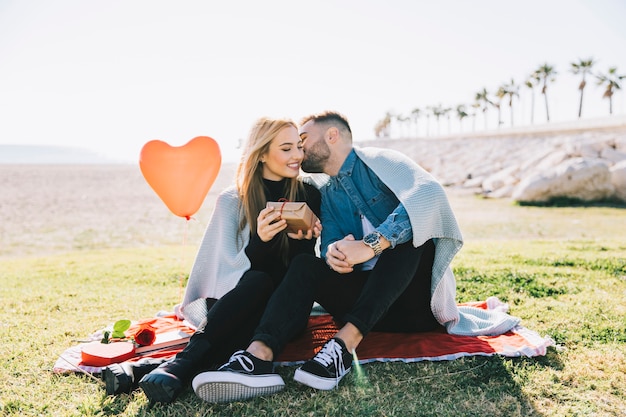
257, 206, 287, 242
287, 218, 322, 240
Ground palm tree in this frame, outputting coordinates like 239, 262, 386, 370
500, 79, 520, 126
535, 63, 557, 122
470, 102, 480, 132
373, 118, 385, 138
410, 108, 421, 137
431, 104, 445, 136
570, 58, 596, 118
374, 112, 393, 138
443, 107, 452, 134
524, 71, 540, 125
456, 104, 469, 132
475, 88, 492, 130
494, 87, 505, 128
395, 114, 411, 138
596, 67, 626, 115
385, 112, 398, 138
424, 106, 432, 137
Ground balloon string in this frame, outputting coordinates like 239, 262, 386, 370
178, 216, 204, 304
179, 217, 190, 304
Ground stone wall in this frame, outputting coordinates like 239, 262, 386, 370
366, 117, 626, 203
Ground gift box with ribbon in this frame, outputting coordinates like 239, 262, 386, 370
266, 201, 319, 233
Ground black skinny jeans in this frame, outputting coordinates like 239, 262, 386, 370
253, 239, 439, 357
180, 269, 278, 370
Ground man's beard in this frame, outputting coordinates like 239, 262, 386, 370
301, 140, 330, 173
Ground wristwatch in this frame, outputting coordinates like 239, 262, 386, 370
363, 231, 383, 256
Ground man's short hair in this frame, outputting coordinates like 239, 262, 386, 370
300, 111, 352, 135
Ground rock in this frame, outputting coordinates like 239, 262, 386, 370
482, 165, 519, 193
563, 136, 605, 157
512, 158, 614, 203
600, 147, 626, 164
532, 150, 570, 172
610, 160, 626, 202
615, 136, 626, 152
486, 184, 515, 198
463, 175, 486, 188
374, 122, 626, 203
578, 143, 602, 158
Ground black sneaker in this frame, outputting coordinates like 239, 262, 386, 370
191, 350, 285, 403
293, 337, 352, 390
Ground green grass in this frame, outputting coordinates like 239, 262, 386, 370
2, 218, 626, 415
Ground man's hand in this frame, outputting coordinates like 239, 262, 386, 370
336, 234, 378, 265
326, 237, 354, 274
326, 234, 390, 273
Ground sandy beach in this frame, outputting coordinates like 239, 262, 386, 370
2, 118, 625, 259
1, 167, 621, 261
0, 163, 237, 258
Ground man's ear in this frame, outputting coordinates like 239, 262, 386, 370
326, 127, 339, 143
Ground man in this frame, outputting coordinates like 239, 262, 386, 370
190, 111, 520, 403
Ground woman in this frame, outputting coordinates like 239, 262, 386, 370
103, 117, 321, 404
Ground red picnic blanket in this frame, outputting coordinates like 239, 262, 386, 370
54, 300, 553, 374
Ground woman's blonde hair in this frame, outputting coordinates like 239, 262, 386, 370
235, 117, 304, 262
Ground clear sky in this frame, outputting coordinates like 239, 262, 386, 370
1, 0, 626, 163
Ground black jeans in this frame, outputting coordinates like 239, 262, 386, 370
253, 239, 438, 357
182, 269, 279, 370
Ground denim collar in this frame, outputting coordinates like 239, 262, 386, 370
336, 149, 358, 178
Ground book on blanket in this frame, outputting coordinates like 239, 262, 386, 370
135, 329, 191, 354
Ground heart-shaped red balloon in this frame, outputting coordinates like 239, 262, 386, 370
139, 136, 221, 219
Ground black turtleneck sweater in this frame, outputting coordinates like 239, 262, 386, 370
244, 178, 321, 283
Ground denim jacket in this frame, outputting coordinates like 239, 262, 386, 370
319, 149, 412, 260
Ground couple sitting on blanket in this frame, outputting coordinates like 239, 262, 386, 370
103, 111, 519, 405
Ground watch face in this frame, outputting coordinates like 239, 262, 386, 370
364, 233, 379, 245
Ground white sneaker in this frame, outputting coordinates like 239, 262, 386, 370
192, 350, 285, 403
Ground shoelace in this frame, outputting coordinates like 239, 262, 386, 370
313, 339, 346, 383
221, 350, 255, 372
